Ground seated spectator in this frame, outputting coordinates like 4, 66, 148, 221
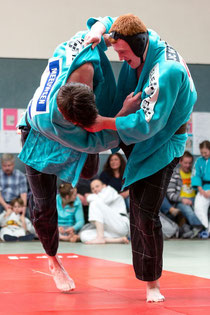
0, 154, 28, 214
167, 151, 204, 238
192, 140, 210, 238
57, 183, 85, 242
99, 153, 129, 210
79, 179, 130, 244
0, 197, 35, 242
76, 177, 96, 223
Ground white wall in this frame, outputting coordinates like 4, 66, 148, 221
0, 0, 209, 63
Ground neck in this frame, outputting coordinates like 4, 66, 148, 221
136, 63, 144, 79
113, 169, 120, 177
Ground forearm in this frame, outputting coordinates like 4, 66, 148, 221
90, 21, 106, 36
167, 188, 182, 203
87, 16, 115, 33
103, 117, 117, 130
73, 216, 85, 232
20, 193, 27, 206
21, 218, 27, 231
85, 116, 117, 132
120, 190, 129, 199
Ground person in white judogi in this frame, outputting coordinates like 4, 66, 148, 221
80, 179, 130, 244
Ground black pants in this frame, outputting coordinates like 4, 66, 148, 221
21, 127, 99, 256
120, 142, 179, 281
129, 158, 179, 281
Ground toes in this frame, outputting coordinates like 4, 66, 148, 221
147, 294, 165, 303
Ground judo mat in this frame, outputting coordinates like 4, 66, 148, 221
0, 253, 210, 315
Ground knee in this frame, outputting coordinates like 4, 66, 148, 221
137, 209, 161, 235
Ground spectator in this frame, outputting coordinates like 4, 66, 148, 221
57, 183, 85, 242
100, 153, 129, 209
167, 151, 204, 238
192, 140, 210, 237
0, 197, 35, 242
76, 177, 96, 223
0, 154, 28, 214
80, 179, 130, 244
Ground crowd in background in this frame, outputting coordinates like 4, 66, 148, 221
0, 139, 210, 244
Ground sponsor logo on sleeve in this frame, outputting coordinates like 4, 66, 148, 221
66, 38, 84, 65
142, 64, 159, 122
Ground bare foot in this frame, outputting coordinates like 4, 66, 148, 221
146, 280, 165, 302
48, 255, 75, 292
85, 237, 106, 244
69, 234, 80, 243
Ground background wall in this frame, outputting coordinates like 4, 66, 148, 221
0, 0, 209, 63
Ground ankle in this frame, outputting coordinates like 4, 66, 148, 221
147, 280, 160, 289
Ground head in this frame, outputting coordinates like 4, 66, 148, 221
90, 179, 106, 194
199, 140, 210, 160
109, 14, 148, 68
57, 82, 98, 127
59, 183, 77, 205
179, 151, 193, 173
104, 153, 126, 178
10, 198, 24, 215
1, 153, 15, 175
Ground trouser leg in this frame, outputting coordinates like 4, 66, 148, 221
194, 193, 210, 228
80, 153, 99, 179
160, 197, 172, 215
129, 158, 179, 281
21, 128, 58, 256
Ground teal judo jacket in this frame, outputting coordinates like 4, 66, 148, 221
18, 30, 119, 186
87, 17, 197, 188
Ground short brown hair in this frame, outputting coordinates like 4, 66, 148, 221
109, 14, 147, 43
59, 183, 75, 198
10, 197, 24, 207
180, 151, 193, 161
57, 82, 98, 127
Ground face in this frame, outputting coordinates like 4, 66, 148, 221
12, 202, 24, 215
1, 161, 14, 175
112, 39, 141, 69
180, 157, 193, 173
200, 147, 210, 160
90, 180, 104, 194
109, 154, 121, 170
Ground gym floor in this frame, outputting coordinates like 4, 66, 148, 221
0, 239, 210, 314
0, 238, 210, 278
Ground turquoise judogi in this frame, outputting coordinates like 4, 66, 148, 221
18, 31, 119, 186
56, 195, 84, 232
87, 17, 197, 189
192, 157, 210, 190
87, 16, 198, 284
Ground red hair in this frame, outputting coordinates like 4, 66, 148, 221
109, 14, 147, 43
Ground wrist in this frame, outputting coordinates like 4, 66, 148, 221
92, 22, 106, 36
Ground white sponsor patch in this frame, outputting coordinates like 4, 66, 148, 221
142, 64, 159, 122
66, 37, 84, 65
